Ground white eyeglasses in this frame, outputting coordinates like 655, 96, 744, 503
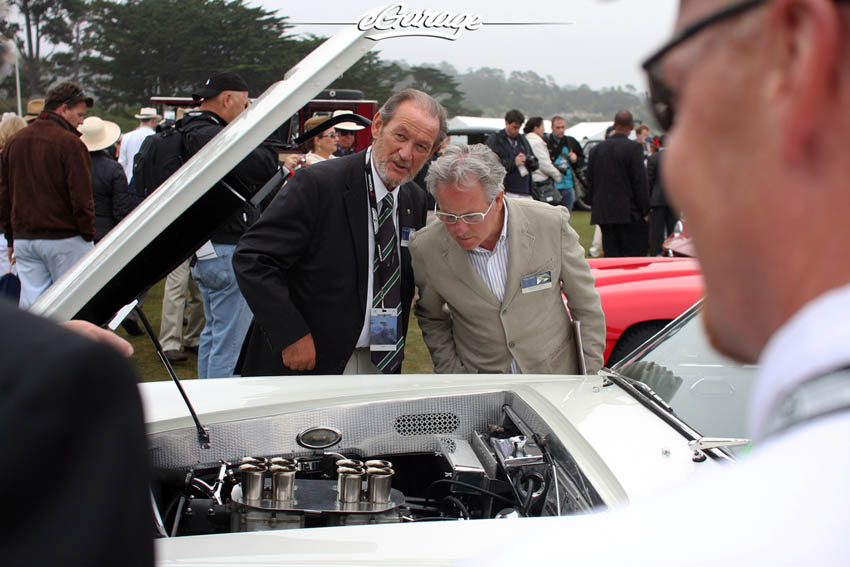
435, 198, 496, 225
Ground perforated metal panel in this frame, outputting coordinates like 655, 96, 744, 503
393, 413, 460, 436
149, 391, 506, 470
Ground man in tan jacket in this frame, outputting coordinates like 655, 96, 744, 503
410, 143, 604, 374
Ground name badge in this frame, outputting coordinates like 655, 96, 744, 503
521, 270, 552, 294
370, 308, 399, 351
400, 226, 415, 247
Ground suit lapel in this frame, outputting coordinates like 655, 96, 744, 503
343, 151, 369, 314
441, 227, 501, 307
503, 199, 536, 306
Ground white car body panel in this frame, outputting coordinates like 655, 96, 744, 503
144, 372, 718, 565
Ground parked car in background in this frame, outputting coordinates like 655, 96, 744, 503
587, 256, 703, 365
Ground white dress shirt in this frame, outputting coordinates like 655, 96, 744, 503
466, 204, 519, 373
355, 150, 399, 348
118, 125, 155, 181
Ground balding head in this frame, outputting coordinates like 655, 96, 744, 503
613, 110, 633, 134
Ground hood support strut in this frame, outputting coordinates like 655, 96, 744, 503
133, 305, 211, 449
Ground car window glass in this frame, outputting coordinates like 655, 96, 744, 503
613, 304, 758, 455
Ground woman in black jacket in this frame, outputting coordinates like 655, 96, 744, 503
79, 117, 135, 242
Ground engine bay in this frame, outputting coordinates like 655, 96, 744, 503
150, 392, 605, 536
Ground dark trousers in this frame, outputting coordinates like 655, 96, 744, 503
601, 222, 649, 257
648, 206, 678, 256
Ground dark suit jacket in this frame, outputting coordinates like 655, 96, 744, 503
233, 150, 428, 376
0, 301, 152, 566
586, 133, 650, 225
646, 150, 669, 208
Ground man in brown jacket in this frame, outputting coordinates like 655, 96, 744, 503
0, 82, 94, 308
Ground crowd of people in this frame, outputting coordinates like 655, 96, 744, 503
0, 73, 622, 380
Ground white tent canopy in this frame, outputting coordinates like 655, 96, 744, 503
564, 121, 613, 142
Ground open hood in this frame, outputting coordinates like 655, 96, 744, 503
30, 27, 377, 324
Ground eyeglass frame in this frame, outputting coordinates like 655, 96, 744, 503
641, 0, 769, 131
434, 194, 499, 225
317, 132, 339, 139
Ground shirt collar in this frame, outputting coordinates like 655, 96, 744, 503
369, 146, 398, 203
750, 282, 850, 439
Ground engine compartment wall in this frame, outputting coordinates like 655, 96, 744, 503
149, 392, 509, 470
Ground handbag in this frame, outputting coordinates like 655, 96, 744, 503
0, 265, 20, 303
530, 179, 562, 206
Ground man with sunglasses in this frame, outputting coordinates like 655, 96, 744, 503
464, 1, 850, 564
333, 110, 363, 157
410, 143, 604, 375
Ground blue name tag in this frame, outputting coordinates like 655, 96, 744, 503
521, 270, 553, 294
400, 226, 415, 247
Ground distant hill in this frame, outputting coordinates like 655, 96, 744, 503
406, 61, 653, 127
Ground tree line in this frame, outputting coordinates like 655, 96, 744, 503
0, 0, 649, 127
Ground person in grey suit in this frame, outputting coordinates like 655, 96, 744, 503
410, 143, 605, 375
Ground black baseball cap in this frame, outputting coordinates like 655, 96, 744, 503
192, 71, 250, 101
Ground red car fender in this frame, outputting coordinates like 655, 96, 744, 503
594, 274, 704, 360
563, 258, 704, 361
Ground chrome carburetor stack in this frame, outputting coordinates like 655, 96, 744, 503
230, 456, 404, 531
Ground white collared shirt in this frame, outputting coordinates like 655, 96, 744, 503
118, 125, 155, 181
356, 149, 400, 348
750, 282, 850, 439
466, 203, 519, 373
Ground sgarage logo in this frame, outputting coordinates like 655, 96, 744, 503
357, 4, 484, 41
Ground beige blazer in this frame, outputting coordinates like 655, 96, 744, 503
410, 198, 605, 375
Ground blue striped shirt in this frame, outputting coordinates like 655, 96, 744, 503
467, 204, 519, 373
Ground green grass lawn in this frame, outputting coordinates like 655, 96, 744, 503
121, 209, 594, 382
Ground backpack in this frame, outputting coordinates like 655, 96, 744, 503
131, 123, 188, 200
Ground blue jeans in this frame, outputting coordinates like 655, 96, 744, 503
190, 243, 252, 378
15, 237, 93, 309
559, 187, 575, 211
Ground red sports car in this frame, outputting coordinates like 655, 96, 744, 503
585, 257, 704, 365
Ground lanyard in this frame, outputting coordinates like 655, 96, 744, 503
365, 147, 399, 238
364, 148, 382, 237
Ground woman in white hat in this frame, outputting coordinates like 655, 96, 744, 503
79, 116, 135, 242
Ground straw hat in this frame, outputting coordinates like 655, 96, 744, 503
134, 107, 160, 120
79, 116, 121, 152
24, 98, 44, 123
304, 115, 331, 133
332, 109, 365, 131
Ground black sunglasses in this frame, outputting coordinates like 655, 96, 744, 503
642, 0, 768, 130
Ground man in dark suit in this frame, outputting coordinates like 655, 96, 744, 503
233, 89, 447, 376
586, 110, 650, 257
646, 135, 677, 256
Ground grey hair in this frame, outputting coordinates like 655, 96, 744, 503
425, 143, 505, 202
378, 88, 448, 150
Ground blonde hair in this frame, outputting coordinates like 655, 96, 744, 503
0, 116, 27, 149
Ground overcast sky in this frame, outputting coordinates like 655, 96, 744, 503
252, 0, 680, 91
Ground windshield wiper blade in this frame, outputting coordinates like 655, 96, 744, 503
599, 368, 674, 413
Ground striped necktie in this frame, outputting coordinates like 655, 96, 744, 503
371, 192, 404, 373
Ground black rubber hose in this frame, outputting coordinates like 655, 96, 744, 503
425, 479, 515, 505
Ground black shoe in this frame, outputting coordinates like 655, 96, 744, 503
184, 345, 199, 355
121, 319, 144, 336
573, 199, 592, 212
164, 349, 188, 363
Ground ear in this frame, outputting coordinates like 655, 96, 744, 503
768, 0, 841, 164
371, 112, 384, 139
